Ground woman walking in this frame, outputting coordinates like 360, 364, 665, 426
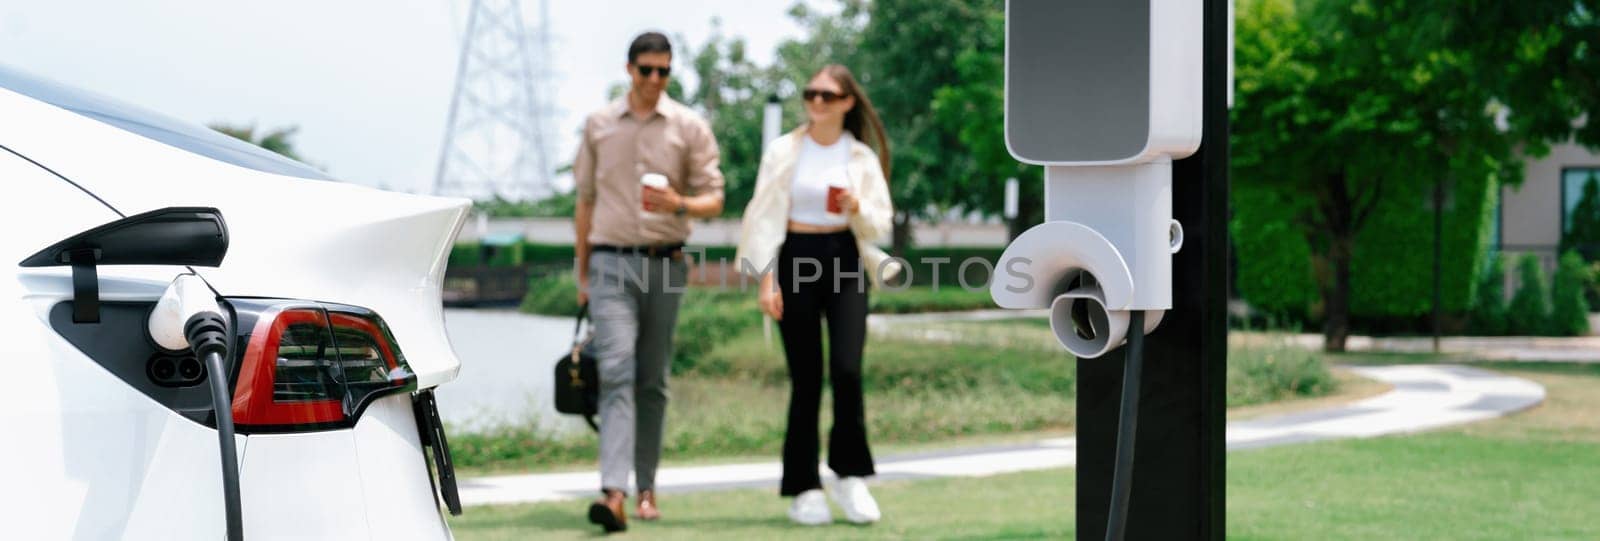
735, 64, 900, 526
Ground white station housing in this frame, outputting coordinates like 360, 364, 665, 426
992, 0, 1202, 358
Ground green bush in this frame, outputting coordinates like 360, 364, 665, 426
520, 272, 582, 316
1230, 185, 1320, 317
1589, 261, 1600, 308
1551, 251, 1592, 336
483, 241, 525, 267
1469, 255, 1508, 335
520, 242, 575, 266
448, 241, 547, 268
1231, 173, 1496, 322
447, 242, 483, 268
1227, 335, 1339, 407
870, 286, 996, 313
669, 291, 762, 373
1508, 254, 1552, 335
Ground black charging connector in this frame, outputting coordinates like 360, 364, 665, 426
188, 312, 244, 541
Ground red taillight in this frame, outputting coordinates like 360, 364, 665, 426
231, 304, 417, 432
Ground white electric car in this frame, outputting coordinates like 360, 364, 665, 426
0, 63, 468, 539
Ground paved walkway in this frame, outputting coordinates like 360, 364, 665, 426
1242, 333, 1600, 363
869, 310, 1600, 363
457, 363, 1544, 506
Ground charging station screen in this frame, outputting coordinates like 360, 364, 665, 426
1006, 0, 1150, 163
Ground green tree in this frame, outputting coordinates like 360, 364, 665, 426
1508, 254, 1552, 335
1233, 0, 1596, 351
1563, 172, 1600, 261
929, 4, 1043, 240
1551, 251, 1593, 336
672, 5, 867, 217
858, 0, 1000, 254
1408, 1, 1600, 154
209, 123, 310, 163
766, 0, 871, 158
681, 21, 782, 217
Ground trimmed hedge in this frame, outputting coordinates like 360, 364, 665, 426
1551, 251, 1592, 336
1508, 254, 1551, 335
1230, 184, 1319, 316
446, 241, 528, 268
1231, 174, 1496, 323
1469, 255, 1508, 335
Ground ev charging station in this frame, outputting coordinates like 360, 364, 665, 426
995, 1, 1228, 539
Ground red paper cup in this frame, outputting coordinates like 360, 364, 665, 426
827, 185, 845, 214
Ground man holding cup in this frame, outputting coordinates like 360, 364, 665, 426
572, 31, 725, 533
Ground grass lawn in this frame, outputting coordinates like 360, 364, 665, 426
451, 328, 1080, 474
451, 468, 1075, 540
452, 321, 1337, 474
1228, 362, 1600, 540
448, 362, 1600, 540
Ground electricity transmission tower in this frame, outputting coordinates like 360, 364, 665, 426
433, 0, 554, 201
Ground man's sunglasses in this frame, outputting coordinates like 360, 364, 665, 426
635, 65, 671, 78
802, 88, 848, 103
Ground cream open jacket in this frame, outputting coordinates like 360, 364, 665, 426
735, 126, 903, 286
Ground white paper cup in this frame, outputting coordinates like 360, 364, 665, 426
641, 174, 669, 211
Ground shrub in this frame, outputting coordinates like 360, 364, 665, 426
520, 272, 581, 316
1469, 255, 1508, 335
1227, 335, 1338, 407
447, 242, 483, 268
1230, 172, 1495, 322
1551, 251, 1592, 336
1507, 254, 1551, 335
669, 291, 761, 374
482, 241, 525, 267
1589, 261, 1600, 309
869, 286, 996, 313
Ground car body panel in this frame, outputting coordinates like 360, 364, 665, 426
239, 430, 370, 539
0, 85, 470, 390
2, 158, 243, 539
3, 71, 460, 539
353, 394, 455, 540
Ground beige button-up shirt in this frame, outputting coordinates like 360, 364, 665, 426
574, 95, 724, 246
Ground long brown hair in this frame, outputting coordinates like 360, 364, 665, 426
816, 64, 891, 180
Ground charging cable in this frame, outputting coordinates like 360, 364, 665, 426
1104, 310, 1145, 541
151, 274, 243, 541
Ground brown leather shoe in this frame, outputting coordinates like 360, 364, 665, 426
587, 489, 627, 533
636, 490, 661, 521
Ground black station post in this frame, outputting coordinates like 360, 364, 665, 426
1075, 0, 1230, 538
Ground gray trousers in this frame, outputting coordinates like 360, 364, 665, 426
588, 251, 686, 493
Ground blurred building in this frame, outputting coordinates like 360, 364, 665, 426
1498, 141, 1600, 269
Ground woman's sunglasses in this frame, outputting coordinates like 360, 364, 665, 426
802, 88, 848, 103
635, 65, 671, 78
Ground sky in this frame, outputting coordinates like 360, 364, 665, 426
0, 0, 817, 194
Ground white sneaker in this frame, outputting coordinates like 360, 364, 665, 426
788, 489, 832, 526
829, 477, 881, 524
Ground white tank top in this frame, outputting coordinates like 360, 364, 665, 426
788, 132, 854, 227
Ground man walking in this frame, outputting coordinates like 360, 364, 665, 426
573, 31, 724, 533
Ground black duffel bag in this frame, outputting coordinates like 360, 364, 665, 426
553, 304, 599, 431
